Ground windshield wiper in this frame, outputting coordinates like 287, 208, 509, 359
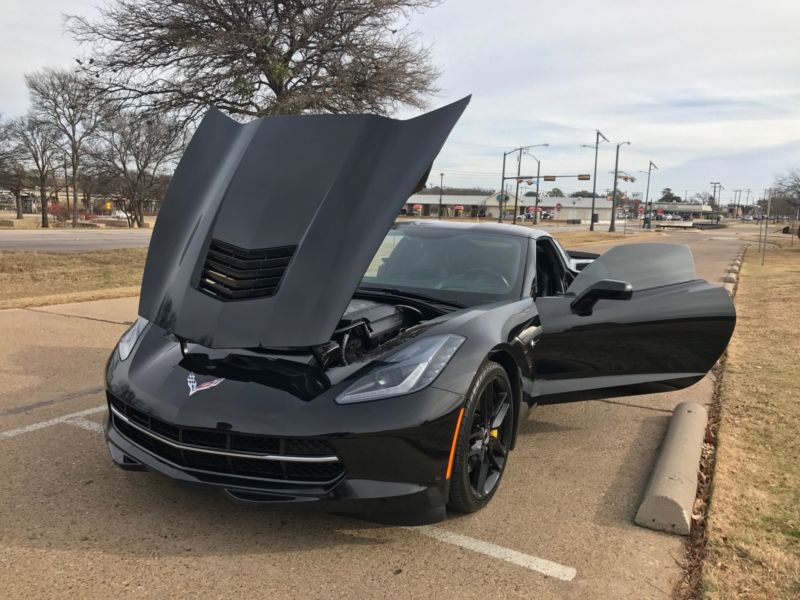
356, 286, 466, 309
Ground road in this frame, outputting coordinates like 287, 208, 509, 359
0, 229, 153, 252
0, 220, 771, 253
0, 230, 743, 599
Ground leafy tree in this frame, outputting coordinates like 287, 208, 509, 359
569, 190, 598, 198
547, 187, 565, 197
658, 187, 682, 202
68, 0, 441, 120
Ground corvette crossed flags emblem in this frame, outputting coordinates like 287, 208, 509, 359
187, 372, 225, 396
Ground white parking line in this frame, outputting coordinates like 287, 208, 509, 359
408, 525, 577, 581
65, 416, 105, 434
0, 405, 106, 439
2, 403, 577, 582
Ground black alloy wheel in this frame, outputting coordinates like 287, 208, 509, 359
448, 361, 514, 513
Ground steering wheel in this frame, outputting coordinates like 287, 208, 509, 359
438, 268, 510, 291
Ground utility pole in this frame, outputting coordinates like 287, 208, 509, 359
582, 130, 608, 231
513, 148, 523, 223
498, 153, 507, 223
640, 161, 658, 229
710, 182, 721, 213
731, 189, 739, 217
608, 141, 630, 232
438, 172, 444, 220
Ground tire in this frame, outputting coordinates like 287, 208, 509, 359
447, 361, 515, 513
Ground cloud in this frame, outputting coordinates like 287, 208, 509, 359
2, 0, 798, 197
406, 0, 800, 194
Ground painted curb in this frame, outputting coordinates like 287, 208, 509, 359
726, 266, 739, 274
722, 273, 738, 283
723, 281, 735, 295
635, 402, 708, 535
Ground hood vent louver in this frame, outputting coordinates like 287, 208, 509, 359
198, 239, 297, 301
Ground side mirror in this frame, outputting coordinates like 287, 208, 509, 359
570, 279, 633, 316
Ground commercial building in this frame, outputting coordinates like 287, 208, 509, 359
405, 193, 614, 223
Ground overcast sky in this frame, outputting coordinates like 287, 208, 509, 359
3, 0, 799, 203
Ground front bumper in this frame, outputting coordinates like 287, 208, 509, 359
105, 388, 463, 523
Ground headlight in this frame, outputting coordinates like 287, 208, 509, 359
117, 317, 148, 361
335, 334, 465, 404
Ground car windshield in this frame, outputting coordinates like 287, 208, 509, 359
360, 226, 528, 307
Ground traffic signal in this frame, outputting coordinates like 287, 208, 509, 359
578, 174, 591, 181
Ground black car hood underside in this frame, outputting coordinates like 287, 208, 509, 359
138, 97, 470, 349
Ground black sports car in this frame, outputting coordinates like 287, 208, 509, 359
105, 97, 735, 523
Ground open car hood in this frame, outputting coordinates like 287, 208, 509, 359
138, 97, 470, 349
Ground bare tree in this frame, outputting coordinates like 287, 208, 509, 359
775, 169, 800, 211
92, 110, 186, 227
6, 115, 60, 228
1, 117, 29, 219
68, 0, 440, 121
25, 68, 105, 227
0, 161, 30, 220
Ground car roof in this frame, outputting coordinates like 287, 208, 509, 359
394, 220, 553, 240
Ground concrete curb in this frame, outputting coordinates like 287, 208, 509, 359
635, 402, 708, 535
635, 244, 746, 534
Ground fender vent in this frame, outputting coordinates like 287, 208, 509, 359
198, 239, 296, 300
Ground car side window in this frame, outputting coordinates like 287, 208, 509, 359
534, 238, 568, 298
567, 243, 697, 295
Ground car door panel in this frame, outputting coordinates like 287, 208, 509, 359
531, 243, 735, 401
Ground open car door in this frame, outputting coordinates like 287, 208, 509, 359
531, 243, 735, 401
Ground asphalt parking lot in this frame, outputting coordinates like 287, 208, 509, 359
0, 229, 744, 599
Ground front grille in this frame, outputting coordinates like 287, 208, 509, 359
198, 239, 296, 300
107, 393, 343, 485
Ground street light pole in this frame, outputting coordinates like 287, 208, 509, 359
608, 141, 630, 232
583, 130, 608, 231
438, 172, 443, 220
498, 144, 548, 224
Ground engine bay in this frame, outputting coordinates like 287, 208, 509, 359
180, 296, 437, 382
329, 298, 425, 366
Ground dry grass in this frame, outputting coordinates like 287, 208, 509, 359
550, 229, 655, 247
0, 249, 146, 309
0, 212, 43, 229
701, 246, 800, 599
